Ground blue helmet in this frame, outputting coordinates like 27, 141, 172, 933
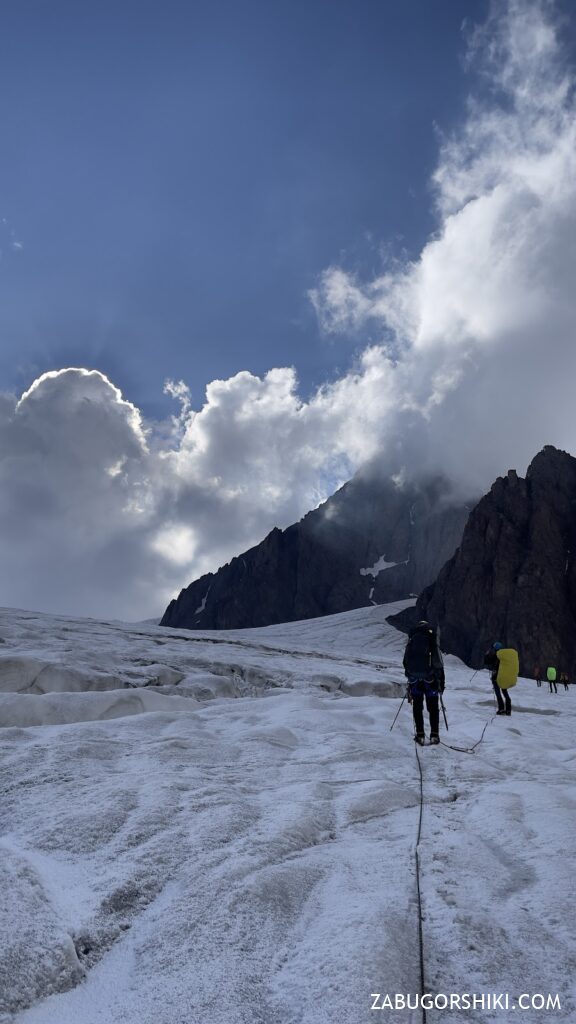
493, 641, 504, 650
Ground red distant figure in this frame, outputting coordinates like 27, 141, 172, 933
534, 665, 542, 688
560, 672, 570, 691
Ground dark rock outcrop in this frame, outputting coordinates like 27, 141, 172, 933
160, 471, 471, 630
393, 446, 576, 676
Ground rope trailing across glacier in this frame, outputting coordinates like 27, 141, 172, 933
439, 712, 496, 754
413, 741, 427, 1024
410, 705, 498, 1023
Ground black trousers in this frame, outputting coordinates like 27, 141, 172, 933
492, 677, 511, 712
412, 689, 440, 736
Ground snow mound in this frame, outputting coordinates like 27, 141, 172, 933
0, 845, 84, 1017
0, 657, 125, 695
0, 689, 198, 728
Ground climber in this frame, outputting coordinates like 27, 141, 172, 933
403, 620, 445, 745
484, 642, 518, 716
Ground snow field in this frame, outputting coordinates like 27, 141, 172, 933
0, 603, 575, 1023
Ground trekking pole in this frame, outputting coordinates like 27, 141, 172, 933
469, 670, 478, 683
389, 694, 407, 732
490, 673, 498, 709
440, 694, 449, 731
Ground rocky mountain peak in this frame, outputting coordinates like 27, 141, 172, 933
397, 445, 576, 676
160, 469, 471, 631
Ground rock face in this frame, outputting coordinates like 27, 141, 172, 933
397, 446, 576, 676
160, 472, 470, 630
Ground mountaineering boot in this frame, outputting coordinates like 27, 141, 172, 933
429, 733, 440, 745
496, 709, 506, 715
414, 734, 426, 746
505, 709, 511, 716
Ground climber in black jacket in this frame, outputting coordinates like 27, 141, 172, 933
403, 620, 445, 746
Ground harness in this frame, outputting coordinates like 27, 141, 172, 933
408, 677, 440, 698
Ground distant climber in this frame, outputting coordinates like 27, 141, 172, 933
484, 642, 518, 716
547, 666, 558, 693
560, 671, 569, 691
403, 620, 445, 745
534, 665, 542, 688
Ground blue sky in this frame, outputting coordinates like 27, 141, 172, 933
1, 0, 488, 417
2, 0, 576, 619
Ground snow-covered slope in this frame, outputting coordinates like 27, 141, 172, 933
0, 604, 575, 1023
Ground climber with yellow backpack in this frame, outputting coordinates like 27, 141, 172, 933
483, 641, 519, 716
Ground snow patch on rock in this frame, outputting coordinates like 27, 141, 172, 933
360, 555, 407, 577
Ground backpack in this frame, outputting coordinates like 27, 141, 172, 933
496, 648, 519, 689
404, 629, 436, 679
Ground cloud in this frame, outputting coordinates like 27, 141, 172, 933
311, 0, 576, 489
0, 216, 23, 257
0, 370, 162, 618
0, 364, 396, 618
2, 0, 576, 619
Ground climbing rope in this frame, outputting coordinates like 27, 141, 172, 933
439, 713, 496, 754
413, 741, 427, 1024
410, 703, 498, 1023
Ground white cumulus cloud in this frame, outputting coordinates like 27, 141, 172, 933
0, 364, 395, 618
311, 0, 576, 490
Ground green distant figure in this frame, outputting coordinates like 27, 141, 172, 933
547, 666, 557, 694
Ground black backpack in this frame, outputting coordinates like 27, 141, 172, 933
404, 628, 436, 678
